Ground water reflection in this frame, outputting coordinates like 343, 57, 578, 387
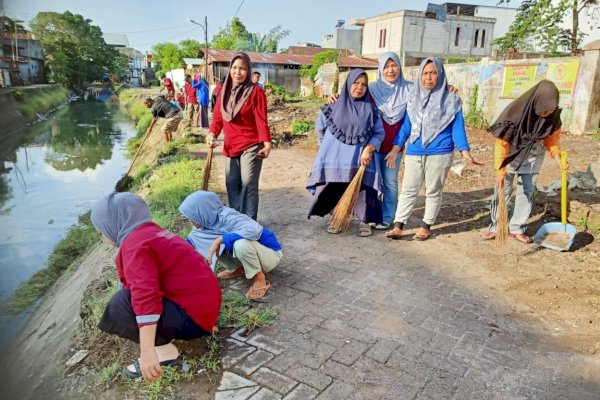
0, 98, 135, 348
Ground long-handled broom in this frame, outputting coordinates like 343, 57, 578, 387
495, 185, 509, 246
200, 145, 213, 191
115, 125, 154, 192
328, 165, 366, 233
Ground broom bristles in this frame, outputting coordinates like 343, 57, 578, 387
329, 165, 366, 233
495, 185, 509, 246
201, 147, 213, 191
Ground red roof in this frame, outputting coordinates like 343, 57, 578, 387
202, 49, 377, 69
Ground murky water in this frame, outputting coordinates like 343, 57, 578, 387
0, 98, 135, 349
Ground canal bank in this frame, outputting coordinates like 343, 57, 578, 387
0, 88, 213, 399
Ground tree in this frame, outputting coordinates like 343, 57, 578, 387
179, 39, 202, 58
31, 12, 124, 88
212, 17, 290, 52
151, 42, 183, 78
0, 16, 26, 34
496, 0, 599, 55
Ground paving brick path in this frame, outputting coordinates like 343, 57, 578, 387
213, 148, 599, 400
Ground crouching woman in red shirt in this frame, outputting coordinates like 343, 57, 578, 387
208, 52, 272, 220
90, 192, 221, 381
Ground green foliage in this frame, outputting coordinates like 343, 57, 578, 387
178, 38, 202, 58
264, 81, 287, 99
31, 11, 126, 88
7, 212, 100, 313
495, 0, 596, 54
151, 42, 183, 78
18, 86, 70, 119
13, 89, 25, 102
236, 307, 278, 333
218, 293, 250, 327
0, 16, 26, 34
464, 85, 488, 129
290, 120, 316, 135
136, 113, 153, 136
212, 17, 289, 52
446, 56, 480, 64
299, 50, 339, 82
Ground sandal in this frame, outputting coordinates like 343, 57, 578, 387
481, 231, 496, 240
123, 357, 181, 380
413, 227, 431, 241
509, 233, 532, 244
358, 222, 373, 237
327, 225, 341, 234
217, 269, 245, 279
246, 280, 271, 300
385, 227, 403, 240
375, 222, 390, 230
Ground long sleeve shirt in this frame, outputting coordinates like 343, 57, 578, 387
117, 223, 221, 331
222, 227, 282, 252
494, 128, 561, 176
210, 86, 271, 158
393, 111, 470, 155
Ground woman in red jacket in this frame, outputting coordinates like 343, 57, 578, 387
207, 52, 271, 220
90, 192, 221, 381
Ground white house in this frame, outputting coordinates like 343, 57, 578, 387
355, 7, 495, 66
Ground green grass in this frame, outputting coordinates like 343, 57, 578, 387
290, 119, 316, 135
218, 292, 278, 333
78, 277, 120, 341
18, 86, 70, 119
237, 307, 278, 333
94, 362, 122, 386
7, 212, 100, 313
136, 113, 153, 136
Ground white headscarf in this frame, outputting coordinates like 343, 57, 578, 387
407, 57, 462, 147
368, 52, 412, 125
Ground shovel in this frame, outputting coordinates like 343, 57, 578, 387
532, 151, 576, 251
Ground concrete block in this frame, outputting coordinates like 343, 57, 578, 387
218, 371, 259, 391
251, 367, 298, 395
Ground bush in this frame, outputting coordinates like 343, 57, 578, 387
299, 49, 339, 82
264, 82, 287, 100
290, 120, 315, 135
464, 85, 488, 130
13, 88, 25, 102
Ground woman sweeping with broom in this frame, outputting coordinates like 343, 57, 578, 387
307, 69, 385, 236
481, 80, 563, 244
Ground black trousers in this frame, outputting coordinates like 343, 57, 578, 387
98, 289, 209, 346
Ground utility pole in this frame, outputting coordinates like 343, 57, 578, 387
189, 17, 209, 81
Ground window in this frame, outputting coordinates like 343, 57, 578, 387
454, 27, 460, 46
379, 28, 387, 48
481, 29, 486, 48
474, 29, 479, 48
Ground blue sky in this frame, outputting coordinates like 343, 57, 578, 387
3, 0, 519, 53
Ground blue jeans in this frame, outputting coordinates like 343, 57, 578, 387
376, 151, 402, 224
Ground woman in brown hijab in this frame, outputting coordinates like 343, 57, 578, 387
482, 80, 563, 243
208, 52, 272, 220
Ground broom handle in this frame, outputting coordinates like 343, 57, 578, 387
561, 151, 567, 225
126, 126, 153, 176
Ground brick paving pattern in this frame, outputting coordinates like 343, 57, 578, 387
213, 149, 599, 400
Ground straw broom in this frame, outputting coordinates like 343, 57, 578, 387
495, 186, 509, 246
329, 165, 366, 233
200, 146, 213, 191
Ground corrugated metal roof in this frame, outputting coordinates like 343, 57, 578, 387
204, 49, 377, 69
183, 58, 204, 66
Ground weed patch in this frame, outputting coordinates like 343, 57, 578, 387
290, 119, 315, 135
18, 86, 70, 119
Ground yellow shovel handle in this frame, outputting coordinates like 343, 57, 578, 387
561, 151, 567, 225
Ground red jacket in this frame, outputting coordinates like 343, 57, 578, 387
184, 82, 198, 104
210, 85, 271, 157
116, 223, 221, 331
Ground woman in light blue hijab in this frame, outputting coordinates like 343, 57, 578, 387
179, 190, 283, 300
368, 52, 413, 230
385, 58, 482, 241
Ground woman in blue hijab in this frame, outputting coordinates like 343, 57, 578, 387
307, 68, 385, 237
385, 58, 482, 241
179, 190, 283, 300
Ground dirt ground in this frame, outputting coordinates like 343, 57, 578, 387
265, 98, 600, 355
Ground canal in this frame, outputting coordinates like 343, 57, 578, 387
0, 97, 135, 349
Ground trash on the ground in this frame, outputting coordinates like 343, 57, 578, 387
65, 349, 89, 367
182, 363, 191, 372
451, 162, 465, 176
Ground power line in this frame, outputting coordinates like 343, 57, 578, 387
233, 0, 246, 19
130, 26, 200, 47
113, 24, 192, 34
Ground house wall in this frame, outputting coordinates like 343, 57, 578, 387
474, 6, 518, 40
362, 11, 495, 66
213, 63, 302, 94
402, 53, 599, 133
322, 28, 362, 55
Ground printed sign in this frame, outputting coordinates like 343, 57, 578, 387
547, 60, 580, 108
501, 65, 537, 98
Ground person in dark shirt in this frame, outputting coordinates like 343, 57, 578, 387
144, 96, 183, 143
